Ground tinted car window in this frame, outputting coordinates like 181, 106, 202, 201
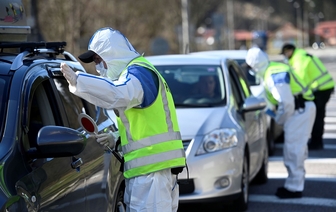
229, 65, 245, 108
0, 76, 9, 137
53, 78, 86, 129
155, 65, 226, 106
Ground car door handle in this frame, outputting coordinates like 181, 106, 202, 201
71, 156, 83, 170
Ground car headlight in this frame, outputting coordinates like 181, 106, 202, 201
196, 128, 238, 155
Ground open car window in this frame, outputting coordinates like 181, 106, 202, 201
234, 59, 261, 86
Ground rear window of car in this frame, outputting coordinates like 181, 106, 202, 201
0, 76, 10, 136
155, 65, 226, 107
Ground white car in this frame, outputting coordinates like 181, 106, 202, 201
146, 54, 268, 211
190, 50, 284, 155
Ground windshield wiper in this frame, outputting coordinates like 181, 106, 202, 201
174, 103, 214, 108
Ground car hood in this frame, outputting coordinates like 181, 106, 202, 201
176, 107, 228, 139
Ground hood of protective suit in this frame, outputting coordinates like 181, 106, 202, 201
88, 27, 140, 80
245, 47, 269, 77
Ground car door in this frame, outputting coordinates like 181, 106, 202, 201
49, 64, 124, 212
17, 66, 87, 211
228, 63, 262, 174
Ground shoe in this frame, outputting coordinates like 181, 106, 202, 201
308, 142, 323, 150
275, 187, 302, 199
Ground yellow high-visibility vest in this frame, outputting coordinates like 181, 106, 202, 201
264, 62, 314, 105
117, 56, 186, 179
289, 49, 335, 92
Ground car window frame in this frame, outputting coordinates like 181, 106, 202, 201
0, 76, 10, 139
228, 63, 249, 108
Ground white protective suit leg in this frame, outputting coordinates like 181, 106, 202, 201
124, 169, 179, 212
283, 101, 316, 192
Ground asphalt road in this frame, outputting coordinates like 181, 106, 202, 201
178, 47, 336, 212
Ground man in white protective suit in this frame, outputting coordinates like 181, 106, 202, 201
245, 47, 316, 198
60, 27, 186, 212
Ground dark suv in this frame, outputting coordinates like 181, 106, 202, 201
0, 42, 125, 211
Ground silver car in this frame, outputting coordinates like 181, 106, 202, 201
190, 50, 284, 155
146, 54, 268, 211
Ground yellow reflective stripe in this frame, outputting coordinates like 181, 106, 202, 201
122, 132, 181, 153
124, 149, 186, 170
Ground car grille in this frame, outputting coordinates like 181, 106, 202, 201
178, 179, 195, 194
182, 139, 191, 151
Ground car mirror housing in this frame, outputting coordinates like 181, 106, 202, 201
243, 96, 266, 112
27, 126, 87, 158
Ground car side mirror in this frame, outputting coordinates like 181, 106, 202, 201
27, 126, 87, 158
243, 96, 266, 112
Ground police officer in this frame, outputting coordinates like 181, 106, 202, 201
281, 43, 335, 150
60, 27, 186, 212
246, 47, 316, 198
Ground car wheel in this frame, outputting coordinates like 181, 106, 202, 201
6, 197, 29, 212
232, 152, 249, 211
253, 143, 269, 184
115, 185, 126, 212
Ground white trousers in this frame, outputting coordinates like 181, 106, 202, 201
283, 101, 316, 192
124, 169, 179, 212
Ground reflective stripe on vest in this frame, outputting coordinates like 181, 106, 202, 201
289, 68, 313, 99
124, 149, 185, 171
117, 57, 185, 178
309, 56, 335, 91
123, 131, 181, 153
123, 61, 174, 136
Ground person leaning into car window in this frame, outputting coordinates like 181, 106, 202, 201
246, 47, 316, 199
60, 27, 186, 212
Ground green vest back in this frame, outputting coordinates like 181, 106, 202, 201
116, 56, 186, 179
289, 49, 335, 92
264, 62, 314, 105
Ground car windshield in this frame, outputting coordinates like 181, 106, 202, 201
234, 59, 260, 86
0, 76, 10, 137
155, 65, 226, 107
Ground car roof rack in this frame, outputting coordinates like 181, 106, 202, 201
0, 41, 66, 54
0, 42, 69, 71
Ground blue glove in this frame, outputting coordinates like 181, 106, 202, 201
265, 108, 276, 118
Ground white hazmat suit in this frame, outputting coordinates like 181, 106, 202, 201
246, 47, 316, 196
60, 27, 179, 212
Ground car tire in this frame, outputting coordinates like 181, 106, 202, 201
253, 143, 269, 184
232, 152, 249, 211
267, 122, 276, 156
115, 185, 126, 212
6, 197, 29, 212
